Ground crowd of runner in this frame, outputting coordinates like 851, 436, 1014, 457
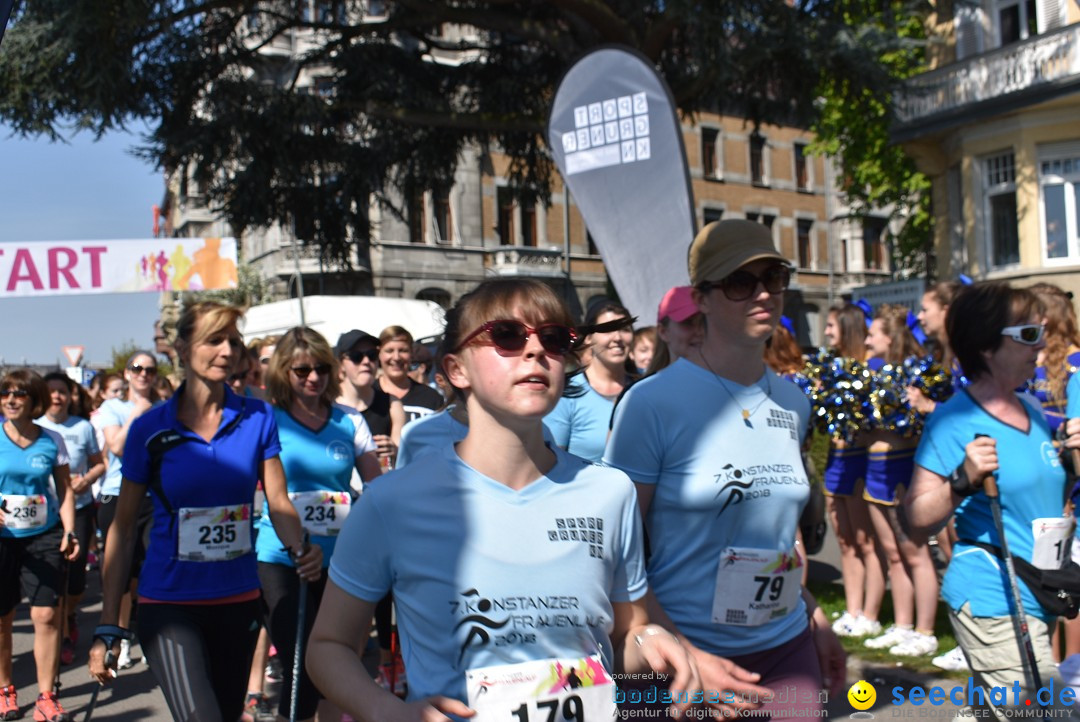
2, 218, 1080, 721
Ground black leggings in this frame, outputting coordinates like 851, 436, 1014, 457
138, 598, 262, 722
258, 562, 328, 720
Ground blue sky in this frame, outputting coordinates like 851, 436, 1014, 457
0, 125, 164, 366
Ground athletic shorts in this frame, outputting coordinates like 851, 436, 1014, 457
97, 493, 154, 580
864, 448, 916, 505
823, 446, 867, 497
0, 523, 64, 614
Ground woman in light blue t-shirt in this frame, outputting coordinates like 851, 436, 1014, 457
544, 300, 635, 462
308, 278, 699, 722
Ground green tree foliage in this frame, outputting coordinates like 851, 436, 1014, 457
1, 0, 923, 265
808, 1, 933, 278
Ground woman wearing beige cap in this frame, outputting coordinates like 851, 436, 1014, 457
606, 220, 845, 720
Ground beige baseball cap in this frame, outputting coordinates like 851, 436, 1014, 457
688, 219, 785, 285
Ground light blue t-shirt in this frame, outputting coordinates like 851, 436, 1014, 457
604, 358, 811, 656
36, 415, 99, 510
915, 389, 1065, 620
97, 397, 139, 497
544, 374, 617, 462
329, 443, 647, 706
0, 425, 69, 538
397, 405, 554, 469
256, 406, 375, 568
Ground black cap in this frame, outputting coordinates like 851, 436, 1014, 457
335, 329, 378, 356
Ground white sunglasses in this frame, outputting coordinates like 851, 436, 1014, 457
1000, 324, 1045, 345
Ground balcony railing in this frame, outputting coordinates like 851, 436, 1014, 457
489, 247, 564, 277
894, 24, 1080, 131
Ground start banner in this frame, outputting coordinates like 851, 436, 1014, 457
0, 238, 238, 298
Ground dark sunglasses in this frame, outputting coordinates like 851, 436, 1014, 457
228, 372, 248, 384
345, 349, 379, 365
702, 264, 791, 302
1000, 324, 1045, 346
290, 364, 332, 378
456, 320, 578, 356
0, 389, 29, 399
128, 364, 158, 376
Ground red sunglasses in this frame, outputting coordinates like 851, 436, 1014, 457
456, 320, 578, 356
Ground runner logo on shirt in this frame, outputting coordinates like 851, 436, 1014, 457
714, 462, 806, 516
449, 589, 604, 665
547, 517, 604, 559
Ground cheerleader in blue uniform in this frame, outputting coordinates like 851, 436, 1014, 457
822, 304, 884, 638
862, 305, 940, 657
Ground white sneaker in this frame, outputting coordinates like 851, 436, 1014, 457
832, 612, 860, 636
833, 612, 881, 637
864, 625, 913, 649
854, 616, 882, 636
890, 631, 939, 656
932, 646, 969, 671
117, 639, 135, 670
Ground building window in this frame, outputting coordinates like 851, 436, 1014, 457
745, 212, 774, 229
863, 217, 887, 271
586, 230, 599, 256
408, 189, 424, 244
1040, 153, 1080, 262
416, 287, 451, 309
794, 143, 810, 191
497, 187, 514, 245
433, 186, 451, 244
521, 202, 537, 247
984, 152, 1019, 267
750, 133, 766, 186
702, 128, 720, 180
997, 0, 1038, 44
797, 219, 813, 269
703, 207, 724, 226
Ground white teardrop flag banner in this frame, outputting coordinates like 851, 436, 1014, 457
548, 46, 696, 323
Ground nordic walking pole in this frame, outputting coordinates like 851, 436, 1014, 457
290, 533, 310, 722
977, 434, 1046, 717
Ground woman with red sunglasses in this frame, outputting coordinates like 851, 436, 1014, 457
308, 278, 700, 721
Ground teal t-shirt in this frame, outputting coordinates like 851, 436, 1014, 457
0, 425, 68, 538
915, 389, 1065, 620
256, 406, 375, 568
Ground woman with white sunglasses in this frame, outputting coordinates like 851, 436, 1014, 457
906, 282, 1073, 717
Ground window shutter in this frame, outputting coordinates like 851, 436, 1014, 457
955, 3, 984, 60
1037, 0, 1065, 31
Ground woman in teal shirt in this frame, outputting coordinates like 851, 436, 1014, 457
258, 327, 381, 722
907, 282, 1070, 716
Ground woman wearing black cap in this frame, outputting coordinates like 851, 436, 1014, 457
335, 329, 406, 471
607, 220, 844, 720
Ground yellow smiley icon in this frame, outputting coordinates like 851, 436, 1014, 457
848, 679, 876, 711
